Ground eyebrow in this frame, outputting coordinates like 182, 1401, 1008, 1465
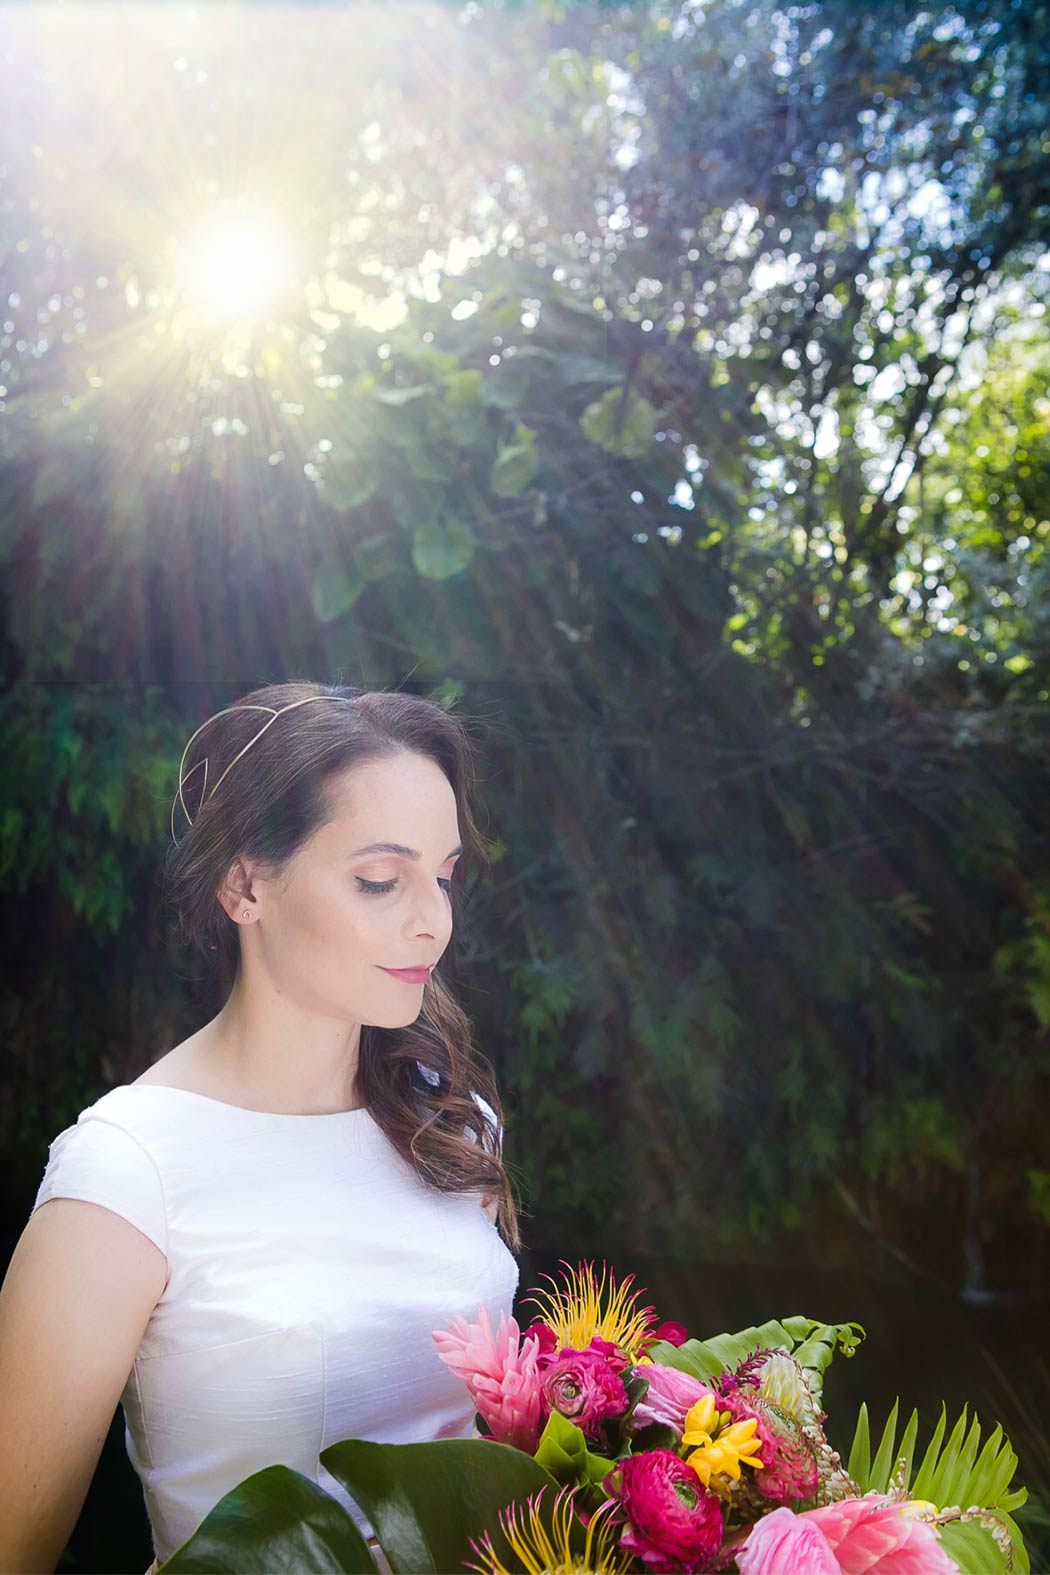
349, 841, 463, 861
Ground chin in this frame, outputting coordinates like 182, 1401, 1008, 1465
372, 1003, 426, 1028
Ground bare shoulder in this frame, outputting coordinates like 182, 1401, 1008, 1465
131, 1037, 208, 1093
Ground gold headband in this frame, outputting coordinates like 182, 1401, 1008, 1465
170, 694, 351, 843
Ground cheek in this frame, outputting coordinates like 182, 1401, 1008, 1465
288, 879, 374, 954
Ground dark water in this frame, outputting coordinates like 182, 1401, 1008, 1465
60, 1253, 1050, 1573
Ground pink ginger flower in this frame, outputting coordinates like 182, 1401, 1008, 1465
627, 1362, 721, 1436
431, 1304, 545, 1452
541, 1345, 630, 1449
737, 1495, 960, 1575
602, 1448, 724, 1573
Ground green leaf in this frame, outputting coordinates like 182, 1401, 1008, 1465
895, 1406, 920, 1489
647, 1316, 865, 1400
320, 454, 378, 510
938, 1518, 1016, 1575
509, 345, 624, 385
156, 1462, 378, 1573
480, 365, 528, 409
533, 1410, 617, 1496
411, 517, 476, 579
370, 384, 428, 406
844, 1400, 1029, 1572
312, 556, 366, 621
847, 1401, 872, 1488
968, 1422, 1006, 1504
352, 531, 402, 582
320, 1436, 561, 1575
490, 425, 540, 496
579, 386, 657, 459
868, 1396, 901, 1492
912, 1402, 949, 1500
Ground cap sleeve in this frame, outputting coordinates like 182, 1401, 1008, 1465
28, 1114, 168, 1260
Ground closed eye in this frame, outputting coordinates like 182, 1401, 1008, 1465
357, 876, 454, 896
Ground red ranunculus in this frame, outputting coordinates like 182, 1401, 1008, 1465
602, 1449, 724, 1573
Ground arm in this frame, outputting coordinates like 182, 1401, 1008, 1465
0, 1199, 167, 1573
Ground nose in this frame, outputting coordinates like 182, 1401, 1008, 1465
410, 882, 452, 939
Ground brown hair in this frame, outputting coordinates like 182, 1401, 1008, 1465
159, 678, 522, 1254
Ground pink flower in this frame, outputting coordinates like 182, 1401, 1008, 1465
587, 1334, 634, 1372
628, 1362, 721, 1436
522, 1318, 559, 1366
431, 1305, 545, 1452
638, 1319, 690, 1354
737, 1496, 960, 1575
719, 1390, 819, 1502
602, 1449, 724, 1573
735, 1506, 840, 1574
540, 1346, 630, 1449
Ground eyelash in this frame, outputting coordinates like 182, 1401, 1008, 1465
356, 876, 454, 896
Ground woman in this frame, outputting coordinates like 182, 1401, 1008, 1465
1, 680, 523, 1574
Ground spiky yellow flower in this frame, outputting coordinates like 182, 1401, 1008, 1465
681, 1392, 765, 1493
519, 1259, 660, 1364
463, 1482, 633, 1575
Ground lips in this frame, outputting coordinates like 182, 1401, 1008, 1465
380, 965, 434, 983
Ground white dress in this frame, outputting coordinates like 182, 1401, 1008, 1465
28, 1074, 519, 1569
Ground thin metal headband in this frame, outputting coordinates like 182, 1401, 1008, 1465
170, 694, 352, 843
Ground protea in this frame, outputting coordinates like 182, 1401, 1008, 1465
464, 1483, 633, 1575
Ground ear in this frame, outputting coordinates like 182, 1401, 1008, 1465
215, 855, 255, 921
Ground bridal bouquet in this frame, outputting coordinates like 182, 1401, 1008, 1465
431, 1259, 1030, 1575
153, 1257, 1030, 1575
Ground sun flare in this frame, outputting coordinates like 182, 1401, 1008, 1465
178, 213, 293, 326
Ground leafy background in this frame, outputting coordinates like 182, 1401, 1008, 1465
0, 0, 1047, 1569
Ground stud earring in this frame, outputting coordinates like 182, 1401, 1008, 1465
242, 910, 252, 920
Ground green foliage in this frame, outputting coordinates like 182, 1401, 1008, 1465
648, 1317, 866, 1401
532, 1409, 617, 1514
579, 386, 657, 460
845, 1399, 1030, 1574
320, 1437, 560, 1574
156, 1463, 379, 1572
154, 1441, 562, 1574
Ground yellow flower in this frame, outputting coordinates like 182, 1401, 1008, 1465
680, 1394, 764, 1493
463, 1483, 633, 1575
519, 1259, 661, 1364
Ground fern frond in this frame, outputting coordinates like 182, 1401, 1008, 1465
646, 1315, 865, 1399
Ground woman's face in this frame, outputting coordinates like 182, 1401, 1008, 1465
242, 750, 462, 1027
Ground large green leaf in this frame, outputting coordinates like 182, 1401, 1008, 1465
646, 1315, 865, 1400
319, 1435, 561, 1575
156, 1462, 378, 1573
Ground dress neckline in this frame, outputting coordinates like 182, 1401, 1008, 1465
119, 1083, 372, 1121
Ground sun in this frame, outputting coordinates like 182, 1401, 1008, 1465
178, 212, 293, 327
